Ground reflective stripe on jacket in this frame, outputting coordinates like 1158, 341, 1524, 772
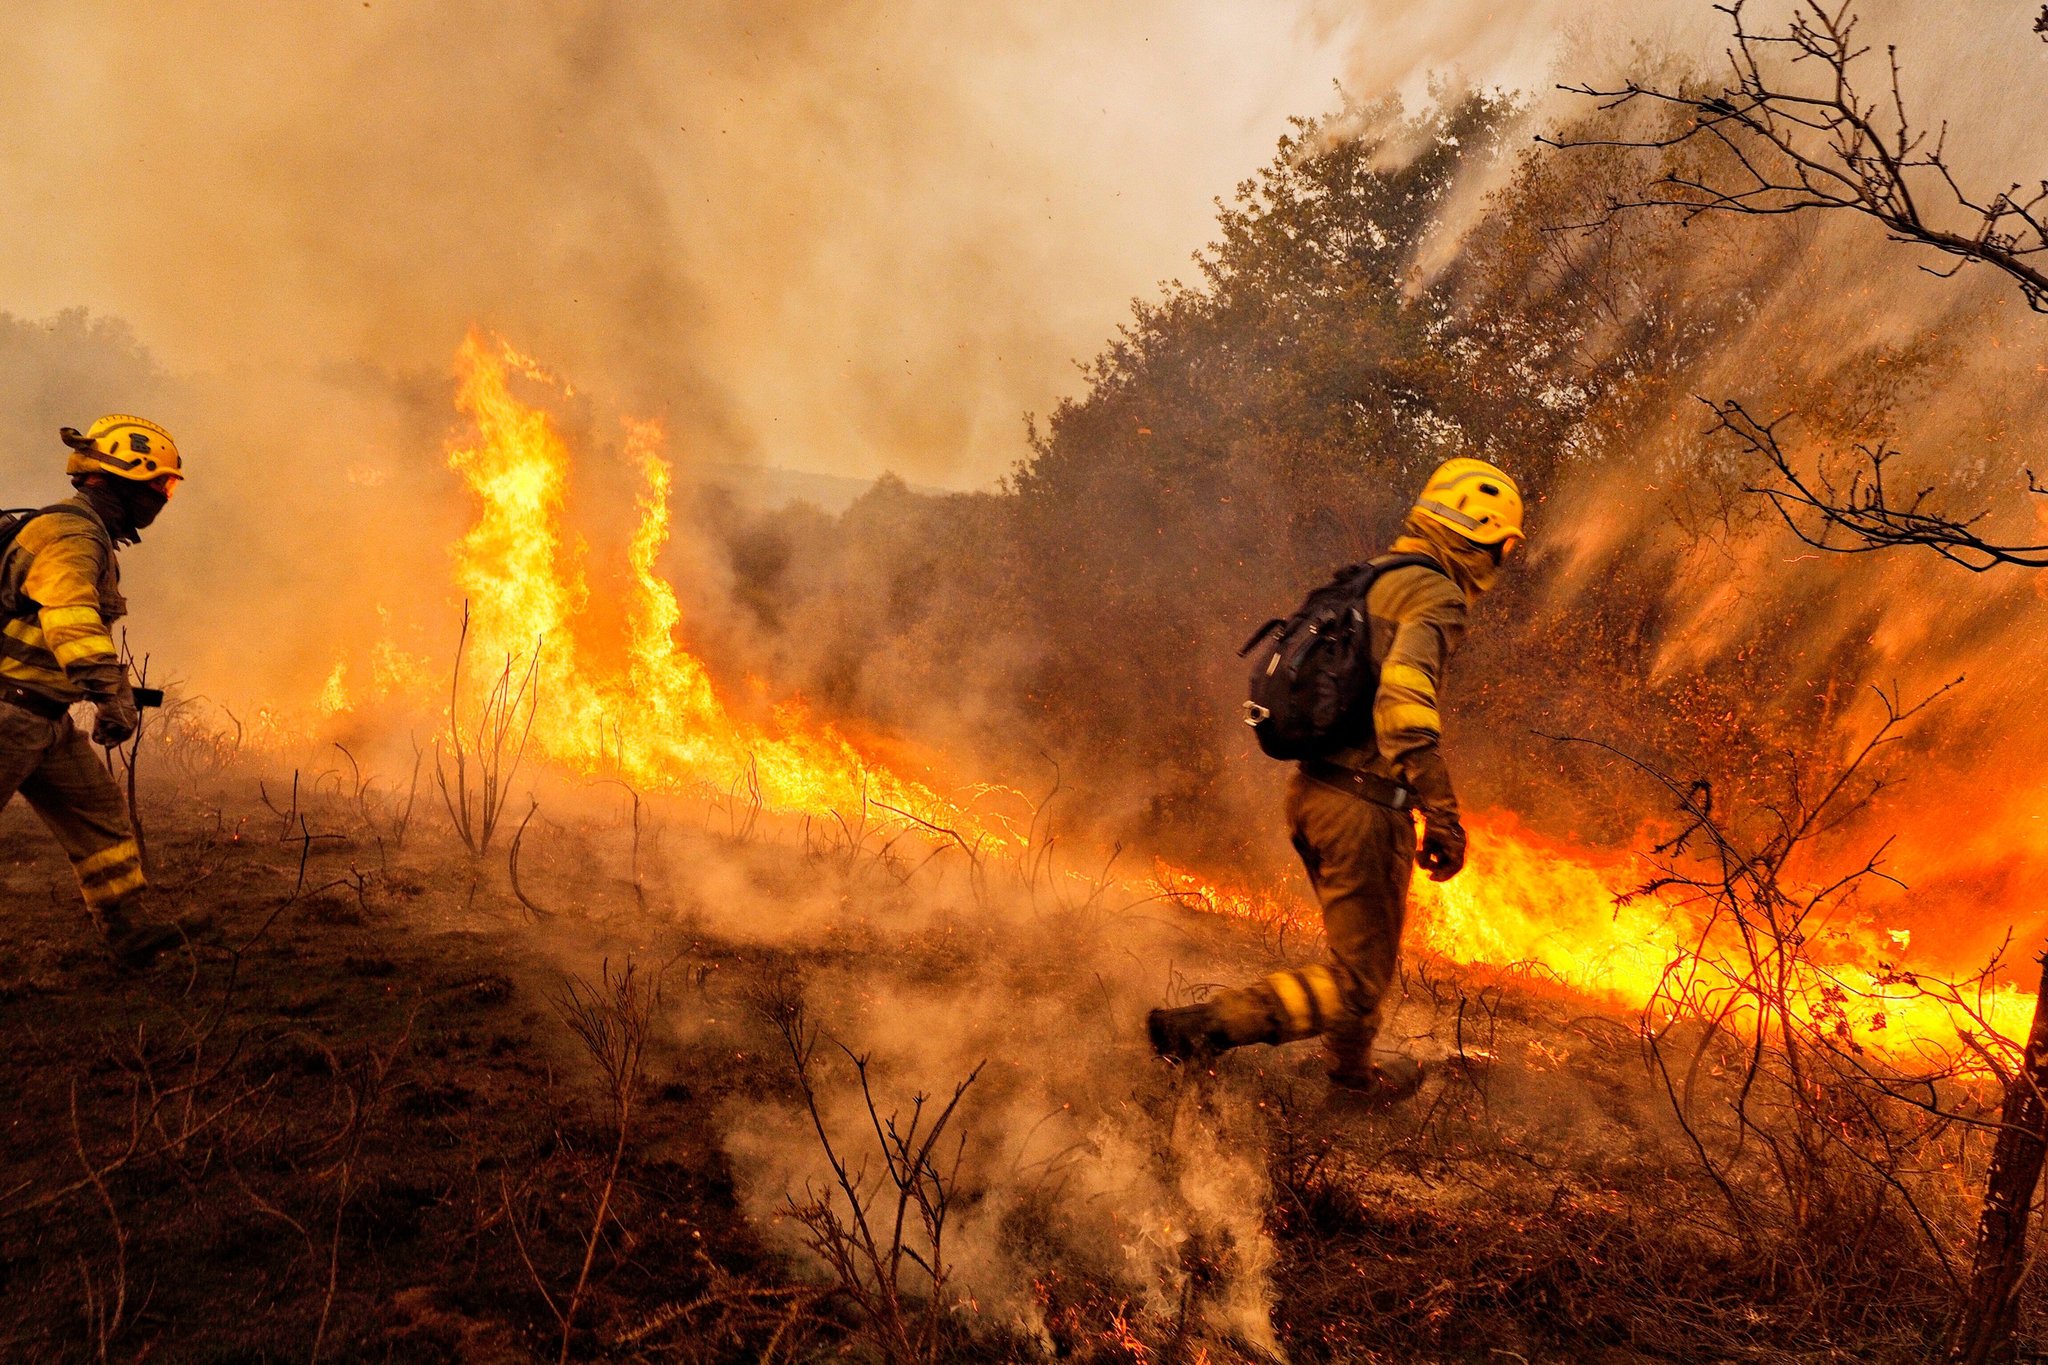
1329, 554, 1467, 781
0, 498, 125, 705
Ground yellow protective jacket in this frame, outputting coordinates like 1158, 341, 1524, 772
1328, 545, 1468, 791
0, 497, 127, 706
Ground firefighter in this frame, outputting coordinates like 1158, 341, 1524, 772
1, 415, 191, 967
1147, 457, 1525, 1103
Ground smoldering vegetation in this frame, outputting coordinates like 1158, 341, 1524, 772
8, 683, 2036, 1363
683, 78, 2048, 957
12, 13, 2048, 1365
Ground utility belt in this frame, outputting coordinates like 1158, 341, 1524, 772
0, 680, 71, 722
1300, 757, 1414, 811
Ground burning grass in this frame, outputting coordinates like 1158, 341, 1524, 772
288, 334, 2041, 1079
2, 736, 2042, 1361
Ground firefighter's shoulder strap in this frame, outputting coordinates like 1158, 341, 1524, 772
1236, 552, 1444, 658
0, 503, 98, 619
1237, 552, 1450, 763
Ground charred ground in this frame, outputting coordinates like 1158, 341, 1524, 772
9, 36, 2048, 1365
1, 754, 2023, 1364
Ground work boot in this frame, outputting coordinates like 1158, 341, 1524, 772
97, 901, 213, 971
1147, 1005, 1225, 1066
1326, 1054, 1424, 1109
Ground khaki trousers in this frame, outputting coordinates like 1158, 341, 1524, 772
0, 703, 145, 919
1207, 768, 1413, 1074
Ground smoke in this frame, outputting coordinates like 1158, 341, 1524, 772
0, 1, 1390, 484
10, 0, 2048, 1318
618, 797, 1290, 1349
0, 0, 1506, 717
8, 0, 2019, 714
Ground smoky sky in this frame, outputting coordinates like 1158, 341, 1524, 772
0, 1, 1390, 489
4, 3, 2041, 489
6, 0, 2048, 798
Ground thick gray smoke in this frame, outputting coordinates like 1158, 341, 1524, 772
0, 2, 1386, 485
0, 0, 1457, 713
12, 0, 2048, 1340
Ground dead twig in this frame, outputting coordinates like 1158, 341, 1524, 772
508, 796, 556, 921
434, 600, 542, 855
543, 958, 656, 1365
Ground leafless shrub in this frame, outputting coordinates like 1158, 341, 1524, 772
306, 1014, 416, 1363
871, 796, 992, 904
68, 1082, 130, 1363
259, 769, 303, 841
390, 738, 424, 850
1549, 683, 2009, 1326
592, 777, 650, 911
711, 754, 764, 843
1708, 398, 2048, 571
610, 1253, 828, 1363
507, 797, 556, 921
434, 600, 541, 856
152, 696, 244, 783
800, 779, 882, 873
760, 982, 984, 1365
514, 958, 656, 1365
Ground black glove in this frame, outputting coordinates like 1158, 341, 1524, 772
1404, 745, 1466, 882
92, 688, 139, 747
1419, 815, 1466, 881
76, 662, 138, 746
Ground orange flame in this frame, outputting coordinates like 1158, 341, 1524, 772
443, 331, 1013, 838
1156, 812, 2036, 1051
339, 333, 2037, 1058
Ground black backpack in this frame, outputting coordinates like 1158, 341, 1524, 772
1238, 553, 1445, 760
0, 507, 56, 615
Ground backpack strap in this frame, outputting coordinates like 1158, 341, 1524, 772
1237, 616, 1286, 657
0, 504, 89, 620
1364, 551, 1449, 578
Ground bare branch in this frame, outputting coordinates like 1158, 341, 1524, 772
1545, 0, 2048, 311
1708, 398, 2048, 570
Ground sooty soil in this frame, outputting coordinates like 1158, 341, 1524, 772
0, 765, 2027, 1363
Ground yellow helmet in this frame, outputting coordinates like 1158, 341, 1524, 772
61, 414, 183, 487
1412, 457, 1523, 547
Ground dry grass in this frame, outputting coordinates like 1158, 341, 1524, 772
2, 747, 2045, 1363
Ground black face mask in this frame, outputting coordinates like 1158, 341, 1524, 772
79, 479, 165, 545
124, 484, 168, 532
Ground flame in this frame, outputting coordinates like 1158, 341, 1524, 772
1156, 813, 2036, 1051
442, 331, 1014, 839
318, 660, 352, 716
332, 332, 2038, 1060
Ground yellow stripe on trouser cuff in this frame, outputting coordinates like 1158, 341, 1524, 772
1263, 970, 1320, 1041
52, 634, 116, 666
1299, 965, 1347, 1026
75, 840, 141, 879
80, 866, 146, 908
38, 606, 104, 630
